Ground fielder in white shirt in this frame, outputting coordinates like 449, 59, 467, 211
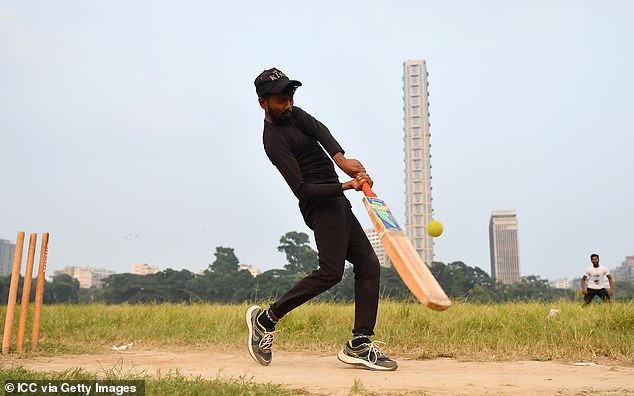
581, 253, 614, 305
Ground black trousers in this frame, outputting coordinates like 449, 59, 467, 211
583, 288, 610, 304
270, 196, 381, 336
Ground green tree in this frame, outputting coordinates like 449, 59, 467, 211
277, 231, 318, 274
97, 273, 151, 303
154, 269, 197, 302
319, 264, 355, 302
430, 261, 495, 298
230, 269, 257, 301
186, 247, 255, 303
187, 268, 255, 303
45, 274, 80, 304
96, 270, 197, 303
378, 266, 411, 301
614, 281, 634, 301
0, 275, 12, 304
506, 275, 550, 301
466, 284, 501, 303
252, 269, 300, 301
209, 247, 240, 274
499, 275, 575, 302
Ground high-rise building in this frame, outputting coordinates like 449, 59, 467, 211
611, 256, 634, 282
364, 228, 389, 268
403, 59, 434, 266
0, 239, 16, 277
489, 210, 521, 284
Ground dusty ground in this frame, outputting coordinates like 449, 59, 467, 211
6, 346, 634, 395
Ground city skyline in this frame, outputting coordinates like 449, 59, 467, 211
1, 232, 630, 284
1, 2, 632, 282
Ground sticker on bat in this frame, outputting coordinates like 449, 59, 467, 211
367, 197, 402, 231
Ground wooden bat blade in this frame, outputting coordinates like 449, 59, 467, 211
362, 195, 451, 311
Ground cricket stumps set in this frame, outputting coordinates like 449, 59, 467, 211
361, 183, 451, 311
2, 231, 49, 354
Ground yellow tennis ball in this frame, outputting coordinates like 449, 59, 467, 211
427, 220, 443, 237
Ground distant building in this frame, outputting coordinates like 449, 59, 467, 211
131, 263, 159, 275
550, 278, 571, 289
59, 266, 116, 289
611, 256, 634, 282
364, 228, 389, 268
239, 264, 261, 277
570, 278, 583, 291
489, 209, 521, 284
403, 59, 435, 266
0, 239, 16, 277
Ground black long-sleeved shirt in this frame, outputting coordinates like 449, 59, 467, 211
263, 106, 345, 204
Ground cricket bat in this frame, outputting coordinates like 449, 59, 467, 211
361, 183, 451, 311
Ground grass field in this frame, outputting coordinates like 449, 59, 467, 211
1, 300, 632, 394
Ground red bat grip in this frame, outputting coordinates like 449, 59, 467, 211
362, 182, 376, 197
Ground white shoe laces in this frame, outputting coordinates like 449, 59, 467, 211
365, 340, 386, 364
259, 330, 278, 351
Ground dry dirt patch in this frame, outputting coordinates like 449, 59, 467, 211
6, 347, 634, 395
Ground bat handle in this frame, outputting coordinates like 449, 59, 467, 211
362, 182, 377, 197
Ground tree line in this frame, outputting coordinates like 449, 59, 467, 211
0, 272, 81, 304
2, 231, 632, 305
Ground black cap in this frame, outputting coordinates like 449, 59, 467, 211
254, 68, 302, 97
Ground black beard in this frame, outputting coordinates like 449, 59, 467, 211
272, 110, 292, 125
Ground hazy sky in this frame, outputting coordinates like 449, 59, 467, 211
1, 1, 632, 281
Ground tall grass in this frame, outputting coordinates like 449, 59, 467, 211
1, 300, 632, 364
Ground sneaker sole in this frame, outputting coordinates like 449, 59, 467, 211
337, 349, 397, 371
246, 305, 265, 365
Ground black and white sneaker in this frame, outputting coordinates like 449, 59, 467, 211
337, 339, 398, 371
246, 305, 277, 366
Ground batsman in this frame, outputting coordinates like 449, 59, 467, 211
246, 67, 398, 371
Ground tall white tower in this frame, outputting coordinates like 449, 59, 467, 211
403, 60, 434, 266
489, 209, 521, 284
